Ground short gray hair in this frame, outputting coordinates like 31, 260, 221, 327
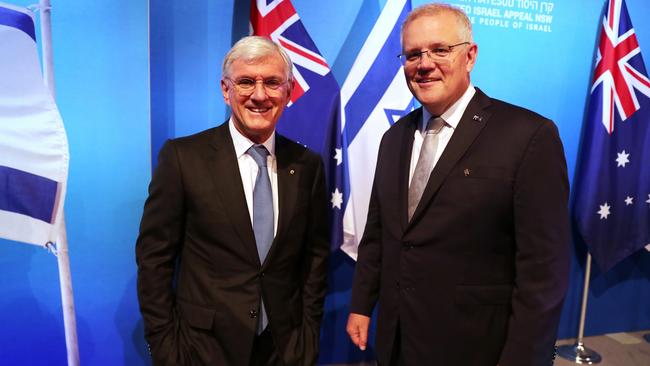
401, 3, 473, 45
222, 36, 293, 81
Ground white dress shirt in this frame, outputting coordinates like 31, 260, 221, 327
229, 119, 279, 236
408, 84, 477, 186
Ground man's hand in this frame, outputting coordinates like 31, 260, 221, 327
346, 313, 371, 351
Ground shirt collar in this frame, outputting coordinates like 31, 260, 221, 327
421, 83, 476, 132
228, 117, 276, 158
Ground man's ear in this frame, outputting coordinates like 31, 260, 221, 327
221, 79, 231, 106
286, 78, 294, 102
465, 43, 478, 73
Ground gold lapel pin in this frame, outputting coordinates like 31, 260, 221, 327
289, 169, 295, 175
464, 168, 471, 176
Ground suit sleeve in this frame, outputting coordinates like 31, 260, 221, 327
135, 140, 185, 364
499, 121, 571, 366
299, 156, 330, 365
349, 135, 385, 316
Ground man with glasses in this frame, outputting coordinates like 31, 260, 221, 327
136, 36, 329, 366
347, 4, 570, 366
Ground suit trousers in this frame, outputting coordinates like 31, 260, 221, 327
386, 322, 404, 366
249, 328, 282, 366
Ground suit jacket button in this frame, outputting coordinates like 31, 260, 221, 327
260, 272, 265, 277
250, 309, 258, 318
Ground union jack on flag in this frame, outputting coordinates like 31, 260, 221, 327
250, 0, 346, 252
574, 0, 650, 272
592, 0, 650, 133
251, 0, 331, 105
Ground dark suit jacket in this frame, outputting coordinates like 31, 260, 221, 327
136, 122, 329, 366
350, 89, 570, 366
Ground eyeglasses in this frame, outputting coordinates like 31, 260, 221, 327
224, 77, 289, 96
397, 42, 470, 66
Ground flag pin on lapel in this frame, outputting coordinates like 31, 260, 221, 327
473, 115, 483, 122
464, 168, 471, 177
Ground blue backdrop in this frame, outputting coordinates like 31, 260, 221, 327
1, 0, 649, 365
0, 0, 150, 365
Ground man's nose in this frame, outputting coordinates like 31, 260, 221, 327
250, 81, 268, 100
417, 51, 437, 70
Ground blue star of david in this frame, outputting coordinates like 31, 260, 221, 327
383, 98, 416, 126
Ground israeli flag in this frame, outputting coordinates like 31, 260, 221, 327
0, 3, 69, 246
340, 0, 414, 259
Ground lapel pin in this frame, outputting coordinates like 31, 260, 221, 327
472, 115, 483, 122
464, 168, 471, 177
289, 169, 295, 175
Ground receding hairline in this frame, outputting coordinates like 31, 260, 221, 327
221, 36, 293, 80
401, 3, 474, 46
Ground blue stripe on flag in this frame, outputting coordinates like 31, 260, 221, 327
0, 165, 58, 223
331, 0, 381, 84
343, 1, 409, 145
0, 5, 35, 41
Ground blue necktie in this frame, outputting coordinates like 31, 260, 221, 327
247, 144, 273, 333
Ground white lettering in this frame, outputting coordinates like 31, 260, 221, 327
457, 4, 472, 14
503, 10, 532, 21
526, 22, 551, 32
473, 6, 502, 17
540, 2, 555, 14
491, 0, 515, 6
478, 17, 510, 27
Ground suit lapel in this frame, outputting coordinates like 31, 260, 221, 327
399, 109, 421, 231
206, 123, 260, 264
407, 89, 492, 227
263, 134, 300, 267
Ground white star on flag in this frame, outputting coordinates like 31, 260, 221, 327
331, 188, 343, 209
598, 202, 611, 219
616, 150, 630, 167
646, 194, 650, 205
334, 148, 342, 166
625, 196, 634, 205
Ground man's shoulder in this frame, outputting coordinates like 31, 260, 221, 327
386, 107, 421, 135
491, 97, 546, 117
484, 93, 553, 130
480, 91, 562, 149
168, 124, 225, 147
158, 124, 228, 158
276, 133, 322, 164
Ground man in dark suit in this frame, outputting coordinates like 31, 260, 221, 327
346, 4, 570, 366
136, 36, 329, 366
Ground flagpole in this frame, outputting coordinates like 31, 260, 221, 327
54, 217, 80, 366
40, 0, 55, 96
557, 253, 602, 364
39, 1, 80, 365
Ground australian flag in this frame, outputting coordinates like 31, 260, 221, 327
574, 0, 650, 272
250, 0, 345, 251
